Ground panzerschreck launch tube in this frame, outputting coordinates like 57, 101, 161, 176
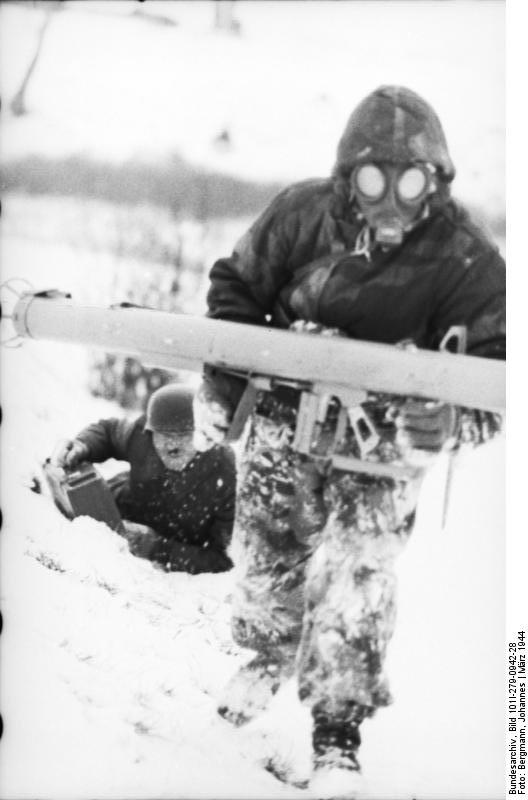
12, 291, 505, 412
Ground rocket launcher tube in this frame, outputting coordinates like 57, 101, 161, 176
11, 291, 505, 412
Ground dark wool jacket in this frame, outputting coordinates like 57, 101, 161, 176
76, 415, 236, 573
207, 179, 505, 359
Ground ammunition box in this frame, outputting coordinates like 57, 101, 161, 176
43, 461, 124, 534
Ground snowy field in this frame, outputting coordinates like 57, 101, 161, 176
0, 2, 513, 798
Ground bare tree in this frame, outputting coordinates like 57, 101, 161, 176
10, 1, 61, 117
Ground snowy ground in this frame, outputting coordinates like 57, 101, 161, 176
0, 240, 506, 800
0, 2, 510, 798
0, 301, 506, 800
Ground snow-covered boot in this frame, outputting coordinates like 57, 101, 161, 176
217, 654, 290, 726
309, 708, 364, 799
309, 763, 363, 799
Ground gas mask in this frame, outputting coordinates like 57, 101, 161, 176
350, 162, 437, 248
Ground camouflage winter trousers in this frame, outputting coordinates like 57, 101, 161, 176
230, 389, 421, 723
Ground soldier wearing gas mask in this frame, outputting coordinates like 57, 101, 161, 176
194, 86, 505, 796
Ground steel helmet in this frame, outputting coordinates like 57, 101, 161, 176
145, 384, 194, 434
334, 85, 455, 182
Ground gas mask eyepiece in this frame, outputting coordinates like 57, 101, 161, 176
351, 162, 435, 248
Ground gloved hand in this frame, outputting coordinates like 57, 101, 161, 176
290, 320, 346, 338
395, 400, 459, 454
121, 520, 162, 559
50, 438, 90, 469
193, 366, 245, 452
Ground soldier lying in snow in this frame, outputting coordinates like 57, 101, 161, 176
50, 384, 236, 574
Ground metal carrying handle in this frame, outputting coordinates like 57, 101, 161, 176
439, 325, 467, 355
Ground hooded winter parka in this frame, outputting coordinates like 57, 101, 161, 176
76, 415, 236, 573
207, 87, 505, 371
